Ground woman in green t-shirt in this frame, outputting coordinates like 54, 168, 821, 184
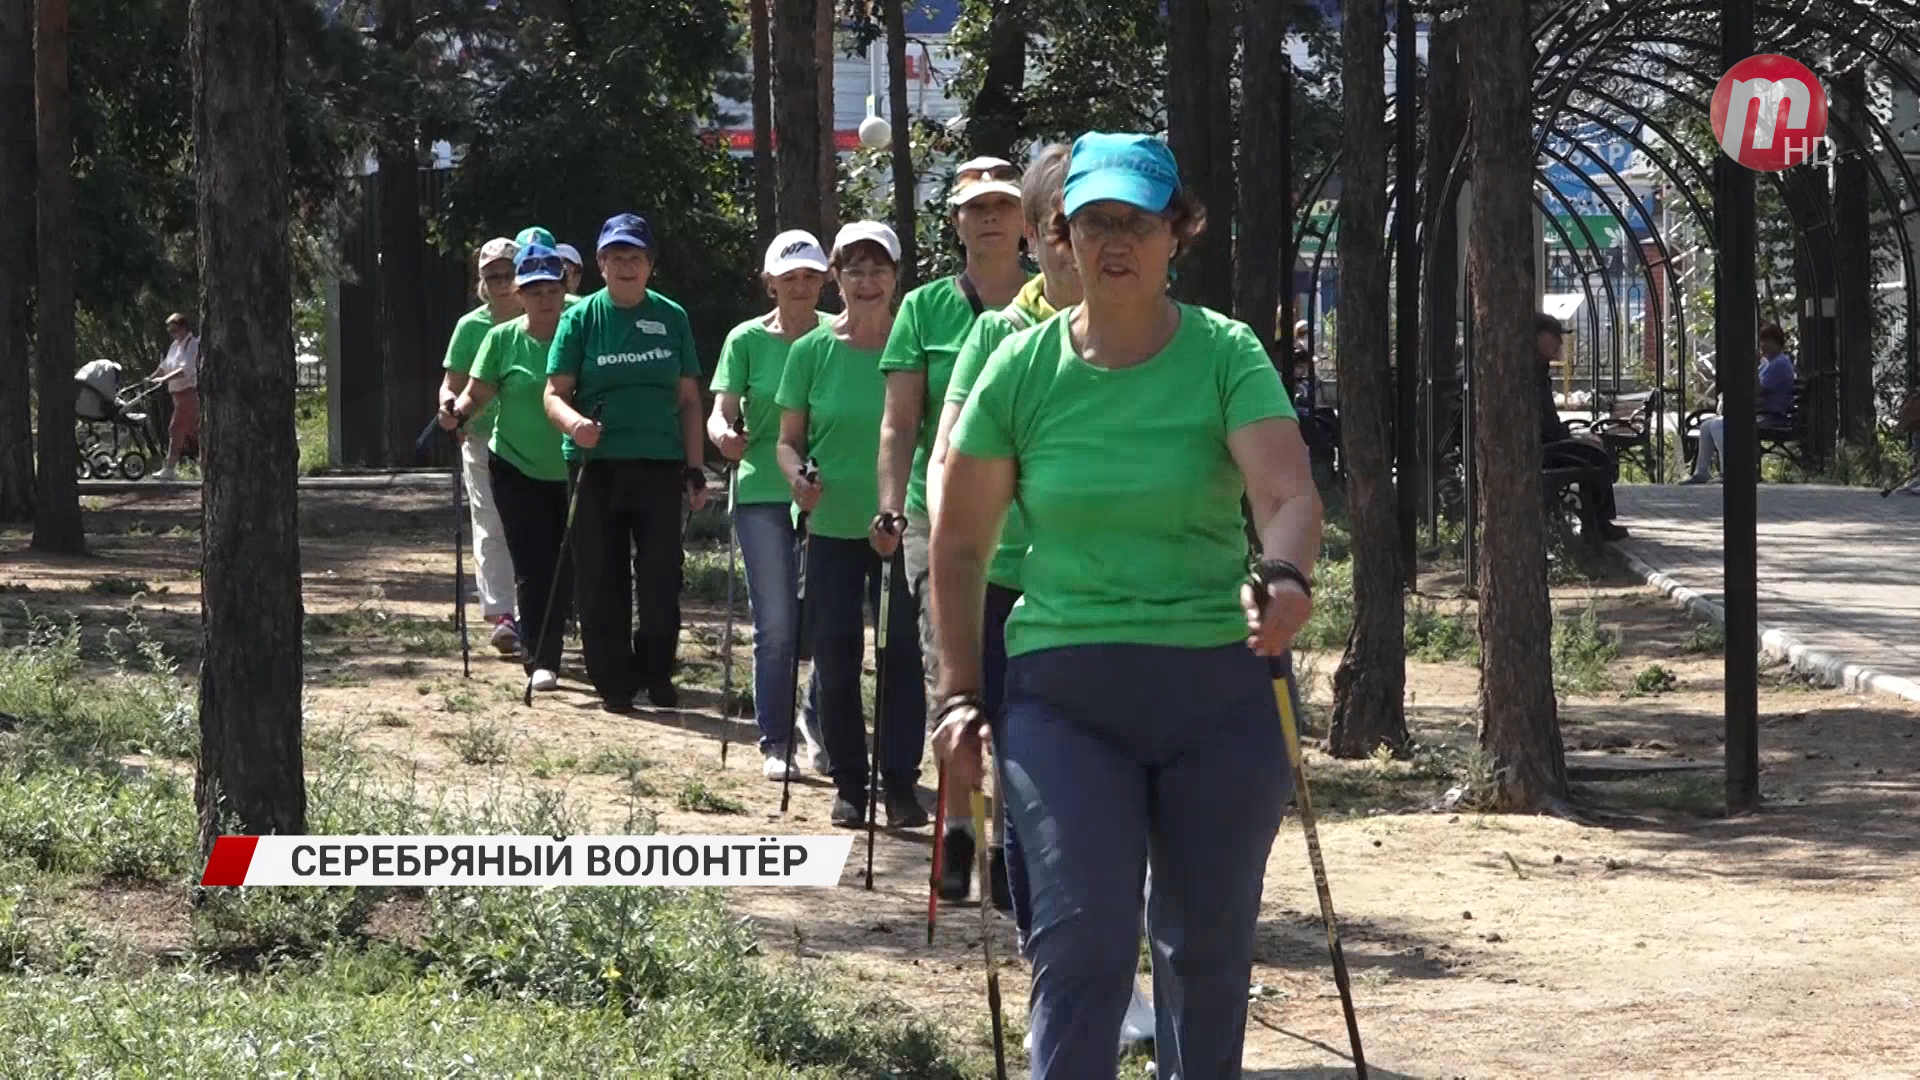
929, 133, 1322, 1077
775, 222, 928, 831
449, 244, 573, 692
708, 230, 833, 781
543, 213, 710, 714
875, 156, 1032, 876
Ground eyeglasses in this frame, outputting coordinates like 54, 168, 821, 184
957, 163, 1020, 184
1069, 209, 1167, 240
481, 269, 515, 285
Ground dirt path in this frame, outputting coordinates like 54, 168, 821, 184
6, 489, 1919, 1076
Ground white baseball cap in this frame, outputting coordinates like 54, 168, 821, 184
763, 229, 830, 275
555, 243, 583, 267
831, 221, 902, 265
477, 237, 518, 267
949, 155, 1023, 206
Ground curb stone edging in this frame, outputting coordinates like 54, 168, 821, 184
1613, 543, 1920, 706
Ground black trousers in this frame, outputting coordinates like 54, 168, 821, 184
1543, 439, 1618, 531
806, 536, 926, 804
488, 455, 574, 675
571, 458, 683, 703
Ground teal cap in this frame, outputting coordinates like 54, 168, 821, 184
515, 226, 558, 249
1062, 132, 1181, 217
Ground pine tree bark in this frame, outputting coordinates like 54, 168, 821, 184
1165, 0, 1234, 314
1463, 0, 1566, 810
884, 0, 917, 291
31, 0, 82, 553
967, 0, 1026, 161
1327, 0, 1407, 759
814, 0, 836, 235
750, 0, 776, 252
1233, 0, 1287, 347
774, 0, 825, 242
0, 0, 34, 523
191, 0, 306, 852
1830, 66, 1872, 448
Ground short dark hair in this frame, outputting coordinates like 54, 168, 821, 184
1535, 312, 1565, 337
1758, 322, 1787, 348
1043, 188, 1209, 254
829, 240, 895, 273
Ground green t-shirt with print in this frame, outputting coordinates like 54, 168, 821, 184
945, 278, 1061, 593
774, 325, 886, 541
950, 303, 1296, 657
547, 288, 700, 463
444, 305, 508, 441
879, 274, 1028, 519
472, 316, 565, 483
711, 312, 831, 505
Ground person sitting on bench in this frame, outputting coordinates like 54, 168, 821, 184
1681, 322, 1796, 485
1538, 313, 1629, 543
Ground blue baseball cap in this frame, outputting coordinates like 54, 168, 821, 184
513, 243, 566, 287
597, 213, 652, 252
1062, 132, 1181, 218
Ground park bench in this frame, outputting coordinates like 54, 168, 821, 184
1681, 379, 1815, 476
1564, 388, 1661, 478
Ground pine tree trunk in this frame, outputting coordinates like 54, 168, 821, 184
0, 0, 34, 523
1421, 16, 1464, 466
1165, 0, 1233, 314
1830, 67, 1872, 448
1463, 0, 1566, 811
814, 0, 836, 235
1233, 0, 1287, 347
967, 0, 1026, 161
774, 0, 825, 242
1327, 0, 1407, 759
884, 0, 917, 291
750, 0, 776, 252
377, 143, 425, 467
31, 0, 82, 553
191, 0, 306, 852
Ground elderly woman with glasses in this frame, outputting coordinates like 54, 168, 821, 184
930, 132, 1322, 1078
438, 237, 527, 657
875, 155, 1033, 877
447, 244, 576, 692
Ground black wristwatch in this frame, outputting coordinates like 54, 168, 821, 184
1260, 558, 1312, 598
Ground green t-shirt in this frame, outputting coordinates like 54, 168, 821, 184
945, 278, 1061, 593
774, 325, 886, 541
711, 312, 831, 505
879, 275, 1029, 519
547, 289, 700, 463
444, 305, 508, 441
472, 316, 565, 483
950, 303, 1296, 657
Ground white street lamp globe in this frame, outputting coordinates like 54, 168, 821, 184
859, 115, 892, 149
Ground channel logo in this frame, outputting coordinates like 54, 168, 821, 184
1711, 54, 1831, 172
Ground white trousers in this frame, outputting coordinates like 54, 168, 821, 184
1692, 415, 1727, 479
461, 436, 517, 618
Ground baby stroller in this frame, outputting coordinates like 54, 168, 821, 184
75, 359, 166, 480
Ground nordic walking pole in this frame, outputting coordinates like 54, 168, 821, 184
866, 532, 904, 890
718, 434, 742, 765
779, 458, 820, 815
972, 780, 1009, 1080
928, 762, 947, 944
522, 404, 604, 707
419, 413, 471, 679
1251, 574, 1367, 1078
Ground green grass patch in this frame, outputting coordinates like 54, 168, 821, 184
1552, 601, 1619, 694
296, 388, 330, 475
674, 777, 746, 815
304, 601, 460, 657
1404, 599, 1479, 664
1629, 663, 1678, 696
1292, 557, 1354, 652
87, 577, 155, 597
452, 720, 511, 765
1682, 621, 1726, 655
683, 547, 747, 605
0, 609, 197, 760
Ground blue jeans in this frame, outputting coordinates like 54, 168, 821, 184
981, 584, 1031, 943
1004, 643, 1294, 1080
806, 536, 926, 801
734, 503, 821, 755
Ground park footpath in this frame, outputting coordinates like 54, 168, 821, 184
78, 471, 451, 495
1612, 482, 1920, 705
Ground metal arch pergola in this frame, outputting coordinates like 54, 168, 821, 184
1292, 0, 1920, 813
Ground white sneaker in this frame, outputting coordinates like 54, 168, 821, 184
152, 465, 177, 481
1023, 1029, 1033, 1056
763, 751, 797, 781
529, 669, 559, 692
1119, 986, 1155, 1049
